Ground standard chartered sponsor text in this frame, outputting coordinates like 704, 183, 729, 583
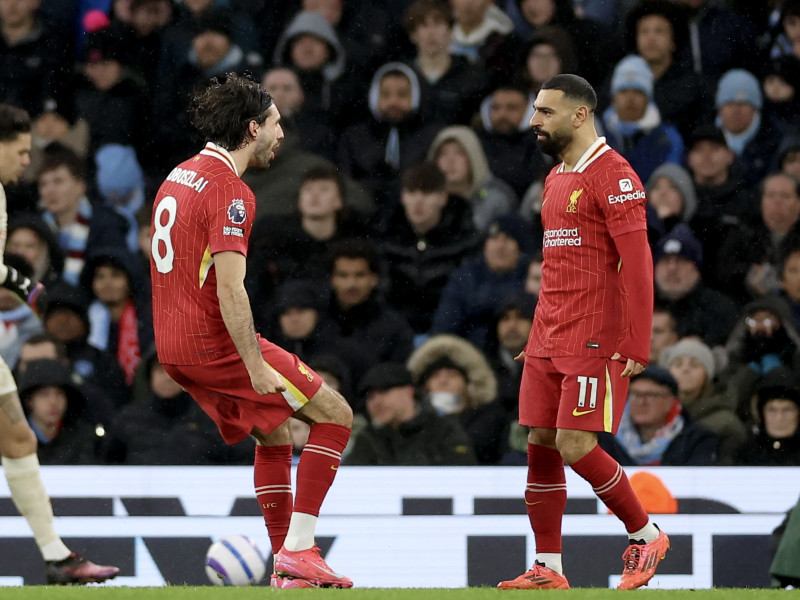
543, 227, 582, 247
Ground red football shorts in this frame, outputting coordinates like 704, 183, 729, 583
519, 355, 629, 434
163, 335, 323, 444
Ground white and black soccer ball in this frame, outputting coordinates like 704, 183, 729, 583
205, 534, 266, 586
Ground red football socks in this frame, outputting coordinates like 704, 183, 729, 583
526, 444, 568, 553
569, 445, 649, 533
293, 423, 350, 517
254, 444, 293, 554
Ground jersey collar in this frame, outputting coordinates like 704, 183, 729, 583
200, 142, 239, 177
557, 136, 610, 174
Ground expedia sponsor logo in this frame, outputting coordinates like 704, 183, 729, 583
608, 189, 645, 204
543, 227, 582, 247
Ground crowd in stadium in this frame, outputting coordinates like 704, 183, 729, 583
2, 0, 799, 467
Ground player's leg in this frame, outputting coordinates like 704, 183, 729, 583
0, 380, 119, 584
498, 357, 569, 590
553, 357, 668, 589
251, 422, 293, 556
273, 382, 353, 587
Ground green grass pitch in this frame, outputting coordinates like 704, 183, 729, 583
0, 588, 787, 600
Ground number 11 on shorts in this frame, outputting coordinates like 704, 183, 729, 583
576, 375, 598, 409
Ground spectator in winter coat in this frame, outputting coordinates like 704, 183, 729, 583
344, 362, 476, 465
599, 366, 718, 466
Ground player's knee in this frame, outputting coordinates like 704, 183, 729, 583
326, 389, 353, 428
0, 423, 37, 458
555, 429, 596, 464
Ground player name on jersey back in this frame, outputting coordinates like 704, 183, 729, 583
165, 167, 210, 193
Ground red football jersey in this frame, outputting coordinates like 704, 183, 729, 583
527, 138, 648, 358
151, 143, 255, 365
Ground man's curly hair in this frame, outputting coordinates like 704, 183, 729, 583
188, 72, 274, 151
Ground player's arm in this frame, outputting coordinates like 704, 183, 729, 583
611, 229, 653, 377
214, 250, 286, 395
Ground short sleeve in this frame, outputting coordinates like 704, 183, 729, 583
594, 159, 647, 238
206, 179, 256, 256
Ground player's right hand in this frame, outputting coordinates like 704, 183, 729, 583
250, 362, 287, 395
514, 351, 525, 362
2, 266, 45, 314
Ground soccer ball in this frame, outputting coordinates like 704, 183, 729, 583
205, 534, 266, 586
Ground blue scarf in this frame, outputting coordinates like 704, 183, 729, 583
43, 197, 92, 286
615, 401, 685, 465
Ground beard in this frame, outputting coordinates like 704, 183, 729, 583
534, 127, 571, 157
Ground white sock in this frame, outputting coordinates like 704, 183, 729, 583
537, 553, 563, 575
282, 512, 317, 552
628, 520, 660, 544
2, 454, 70, 561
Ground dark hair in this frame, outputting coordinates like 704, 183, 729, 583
402, 162, 446, 193
653, 301, 677, 329
782, 0, 800, 22
521, 25, 579, 82
38, 143, 87, 181
540, 74, 597, 112
761, 172, 800, 200
327, 238, 382, 275
189, 72, 274, 151
21, 333, 67, 360
301, 164, 346, 202
625, 0, 689, 56
403, 0, 453, 35
0, 104, 31, 142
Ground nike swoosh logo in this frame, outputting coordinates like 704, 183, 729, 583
572, 408, 595, 416
525, 500, 543, 506
330, 465, 338, 470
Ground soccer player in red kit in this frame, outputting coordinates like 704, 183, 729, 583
497, 74, 669, 591
150, 73, 353, 589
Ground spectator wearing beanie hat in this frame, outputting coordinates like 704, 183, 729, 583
598, 365, 718, 466
430, 214, 531, 350
653, 224, 739, 347
715, 68, 779, 186
646, 163, 697, 235
734, 365, 800, 466
660, 339, 747, 465
601, 55, 685, 183
344, 362, 477, 466
716, 171, 800, 304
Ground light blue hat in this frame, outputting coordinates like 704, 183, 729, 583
715, 69, 762, 110
611, 55, 653, 99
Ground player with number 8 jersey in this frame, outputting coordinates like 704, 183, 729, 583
150, 74, 354, 589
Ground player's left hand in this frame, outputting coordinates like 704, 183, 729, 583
611, 352, 644, 378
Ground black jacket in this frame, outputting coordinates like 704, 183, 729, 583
599, 418, 718, 466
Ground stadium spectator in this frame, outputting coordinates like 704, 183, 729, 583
408, 334, 508, 464
23, 99, 89, 186
734, 366, 800, 466
714, 68, 779, 187
338, 62, 441, 207
650, 303, 679, 364
41, 282, 128, 409
599, 366, 719, 466
660, 339, 747, 464
623, 0, 711, 140
430, 214, 531, 350
246, 164, 372, 318
779, 244, 800, 332
378, 162, 480, 334
36, 146, 129, 287
717, 172, 800, 303
449, 0, 520, 89
645, 163, 696, 236
402, 0, 488, 125
761, 56, 800, 132
272, 10, 359, 132
601, 54, 685, 183
344, 361, 477, 465
653, 224, 739, 347
428, 125, 518, 232
0, 0, 73, 115
80, 248, 152, 387
485, 292, 536, 415
321, 239, 415, 377
516, 25, 578, 98
523, 251, 543, 297
94, 144, 145, 254
108, 0, 174, 88
20, 358, 99, 465
514, 0, 620, 86
476, 85, 546, 198
261, 67, 336, 161
723, 296, 800, 426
